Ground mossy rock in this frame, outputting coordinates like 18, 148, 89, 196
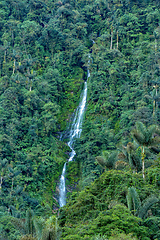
58, 66, 84, 130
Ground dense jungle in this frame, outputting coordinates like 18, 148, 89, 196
0, 0, 160, 239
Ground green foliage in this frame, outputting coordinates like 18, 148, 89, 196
60, 204, 150, 240
127, 187, 141, 214
0, 214, 21, 240
131, 122, 160, 178
108, 233, 138, 240
96, 151, 118, 170
11, 209, 35, 236
126, 186, 159, 220
59, 170, 159, 239
41, 216, 61, 240
138, 196, 159, 219
20, 235, 37, 240
0, 0, 160, 239
10, 210, 60, 240
143, 217, 160, 240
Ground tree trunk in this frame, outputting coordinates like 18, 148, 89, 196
13, 58, 16, 74
0, 176, 3, 191
142, 146, 145, 179
110, 27, 113, 50
153, 100, 155, 117
155, 39, 157, 52
155, 86, 158, 111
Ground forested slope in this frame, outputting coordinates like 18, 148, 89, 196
0, 0, 160, 239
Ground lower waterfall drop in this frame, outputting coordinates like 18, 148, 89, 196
59, 70, 90, 208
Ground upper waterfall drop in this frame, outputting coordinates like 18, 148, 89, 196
67, 81, 87, 162
59, 69, 90, 208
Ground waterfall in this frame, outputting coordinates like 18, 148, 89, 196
59, 70, 89, 208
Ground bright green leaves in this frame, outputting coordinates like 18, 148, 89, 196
41, 102, 60, 135
60, 169, 160, 239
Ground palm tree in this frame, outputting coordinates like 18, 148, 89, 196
118, 142, 141, 173
11, 209, 36, 237
126, 187, 141, 215
41, 216, 60, 240
12, 209, 60, 240
0, 158, 8, 191
127, 187, 159, 219
132, 122, 160, 179
31, 215, 60, 240
95, 151, 118, 170
144, 88, 160, 117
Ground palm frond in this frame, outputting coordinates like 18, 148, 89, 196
107, 151, 117, 169
155, 127, 160, 135
33, 217, 45, 240
8, 167, 14, 174
144, 94, 152, 100
132, 131, 145, 145
127, 142, 136, 153
95, 156, 106, 169
127, 188, 133, 212
149, 146, 160, 153
102, 151, 109, 160
137, 196, 159, 219
25, 209, 35, 235
41, 216, 60, 240
150, 136, 160, 146
126, 187, 141, 214
96, 151, 117, 169
150, 89, 156, 98
131, 153, 142, 171
145, 125, 157, 143
128, 153, 132, 168
34, 204, 53, 217
136, 121, 146, 136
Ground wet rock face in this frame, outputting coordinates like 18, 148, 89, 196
59, 67, 90, 208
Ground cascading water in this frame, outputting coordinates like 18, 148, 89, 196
59, 69, 90, 208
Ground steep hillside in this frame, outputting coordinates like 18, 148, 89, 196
59, 169, 160, 239
0, 0, 160, 239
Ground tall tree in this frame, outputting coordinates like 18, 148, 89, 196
127, 186, 159, 219
132, 122, 160, 179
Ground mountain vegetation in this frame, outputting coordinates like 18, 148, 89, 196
0, 0, 160, 239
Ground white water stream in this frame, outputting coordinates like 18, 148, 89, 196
59, 69, 90, 207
